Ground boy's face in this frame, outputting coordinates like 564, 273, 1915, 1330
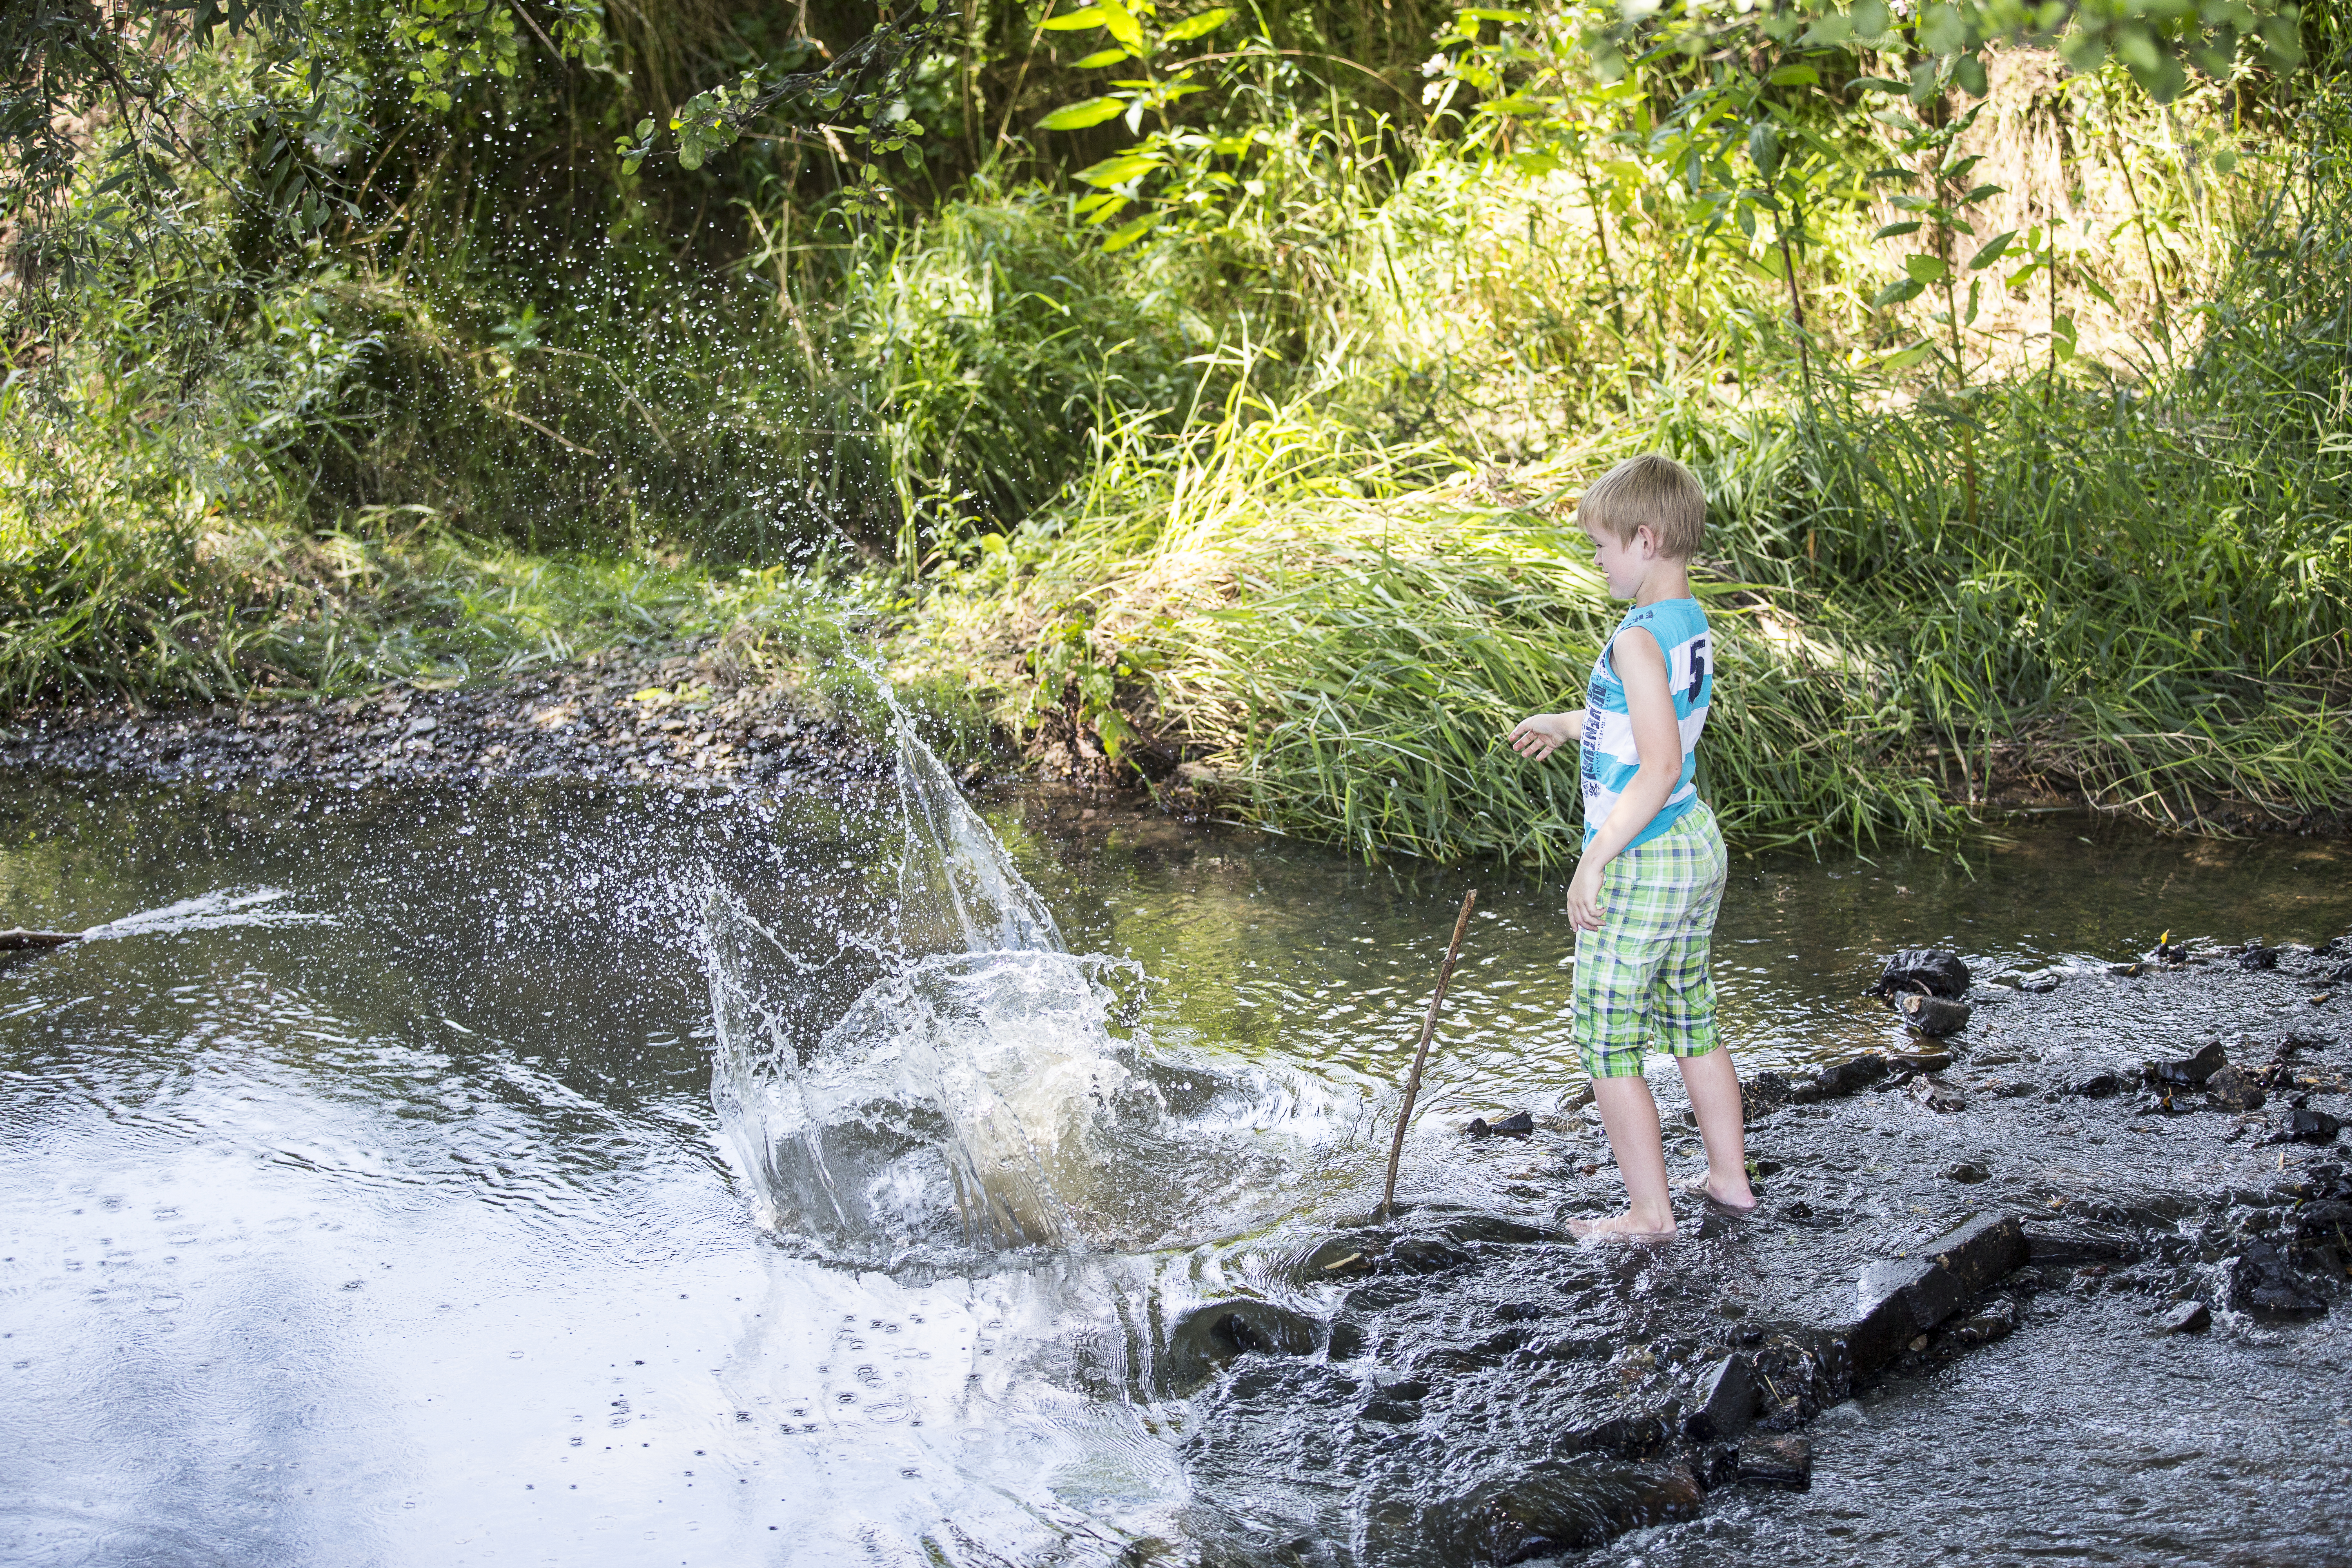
1579, 512, 1656, 600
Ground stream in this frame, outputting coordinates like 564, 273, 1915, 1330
2, 737, 2348, 1566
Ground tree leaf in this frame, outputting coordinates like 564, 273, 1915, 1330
1161, 8, 1231, 42
1904, 254, 1949, 284
1872, 220, 1922, 239
1040, 7, 1110, 28
1872, 278, 1926, 308
1072, 47, 1130, 67
1038, 96, 1131, 130
1969, 230, 2017, 270
1100, 210, 1161, 251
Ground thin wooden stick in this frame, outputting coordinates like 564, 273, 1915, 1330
0, 929, 79, 950
1381, 888, 1477, 1218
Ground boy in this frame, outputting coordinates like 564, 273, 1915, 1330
1508, 453, 1753, 1238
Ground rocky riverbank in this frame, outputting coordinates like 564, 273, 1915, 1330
1159, 938, 2352, 1564
0, 644, 892, 793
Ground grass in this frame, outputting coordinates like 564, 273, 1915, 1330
5, 47, 2349, 857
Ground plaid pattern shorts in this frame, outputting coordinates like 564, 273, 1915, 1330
1573, 804, 1728, 1080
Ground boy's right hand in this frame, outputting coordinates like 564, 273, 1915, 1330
1507, 709, 1585, 763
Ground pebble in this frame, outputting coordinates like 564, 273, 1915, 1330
2160, 1300, 2212, 1334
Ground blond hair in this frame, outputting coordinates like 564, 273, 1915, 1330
1578, 453, 1706, 559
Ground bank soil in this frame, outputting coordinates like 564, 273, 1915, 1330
0, 644, 888, 792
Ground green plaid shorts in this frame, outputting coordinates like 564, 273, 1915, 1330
1573, 804, 1728, 1080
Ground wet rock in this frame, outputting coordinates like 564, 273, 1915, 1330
2204, 1063, 2267, 1113
1872, 949, 1972, 1001
2074, 1072, 2123, 1099
1942, 1296, 2019, 1346
1680, 1353, 1754, 1441
1387, 1238, 1476, 1274
1944, 1161, 1991, 1184
1735, 1434, 1813, 1491
1695, 1442, 1742, 1490
2266, 1108, 2343, 1145
1911, 1078, 1967, 1114
1813, 1053, 1889, 1098
1887, 1044, 1956, 1074
1448, 1460, 1702, 1563
2238, 942, 2281, 971
2297, 1200, 2352, 1245
2224, 1241, 2327, 1318
2160, 1300, 2212, 1334
1162, 1299, 1319, 1392
1847, 1212, 2029, 1373
1466, 1110, 1535, 1138
1898, 993, 1973, 1037
2148, 1039, 2228, 1089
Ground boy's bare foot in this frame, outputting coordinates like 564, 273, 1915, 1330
1676, 1172, 1759, 1210
1569, 1211, 1677, 1240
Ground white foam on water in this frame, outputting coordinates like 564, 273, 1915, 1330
82, 888, 335, 940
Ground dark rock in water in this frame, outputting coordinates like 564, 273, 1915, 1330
1696, 1442, 1742, 1491
2266, 1107, 2344, 1145
1814, 1054, 1890, 1098
2149, 1039, 2228, 1089
1890, 1044, 1956, 1074
2238, 942, 2280, 971
2161, 1300, 2212, 1334
1388, 1237, 1475, 1274
1161, 1299, 1320, 1392
1736, 1434, 1813, 1491
2204, 1063, 2267, 1113
2074, 1072, 2123, 1099
1681, 1354, 1755, 1441
1449, 1460, 1703, 1564
2298, 1200, 2352, 1245
1899, 992, 1973, 1036
1481, 1109, 1535, 1137
1911, 1078, 1967, 1114
1873, 949, 1971, 1000
2151, 935, 2190, 965
1943, 1296, 2019, 1346
1847, 1212, 2028, 1373
1466, 1116, 1490, 1138
2225, 1241, 2327, 1318
1945, 1161, 1991, 1184
2107, 962, 2146, 978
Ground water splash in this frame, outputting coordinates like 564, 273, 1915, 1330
702, 687, 1149, 1261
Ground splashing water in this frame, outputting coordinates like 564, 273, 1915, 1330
704, 690, 1176, 1261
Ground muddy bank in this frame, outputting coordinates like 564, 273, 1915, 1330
0, 644, 891, 792
1165, 940, 2352, 1565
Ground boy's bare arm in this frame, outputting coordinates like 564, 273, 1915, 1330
1565, 628, 1680, 928
1506, 705, 1589, 762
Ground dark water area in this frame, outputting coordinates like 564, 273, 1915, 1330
2, 768, 2348, 1566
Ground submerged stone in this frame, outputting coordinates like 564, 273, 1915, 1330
2149, 1039, 2229, 1089
2204, 1063, 2267, 1113
2225, 1241, 2326, 1318
2267, 1108, 2343, 1145
1162, 1299, 1319, 1392
2238, 942, 2281, 971
1814, 1054, 1890, 1098
1445, 1460, 1703, 1564
2074, 1072, 2124, 1099
1735, 1434, 1813, 1490
1466, 1109, 1535, 1139
1899, 993, 1973, 1037
1944, 1161, 1991, 1184
2160, 1300, 2212, 1334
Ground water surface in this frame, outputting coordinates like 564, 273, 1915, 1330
2, 770, 2346, 1564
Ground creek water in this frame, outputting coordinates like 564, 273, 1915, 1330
2, 737, 2348, 1566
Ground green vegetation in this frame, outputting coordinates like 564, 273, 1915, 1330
5, 0, 2349, 857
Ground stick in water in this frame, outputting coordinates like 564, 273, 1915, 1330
1381, 888, 1478, 1218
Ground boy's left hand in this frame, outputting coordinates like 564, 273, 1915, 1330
1566, 855, 1607, 931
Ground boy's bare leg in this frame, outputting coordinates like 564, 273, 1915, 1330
1572, 1074, 1677, 1237
1674, 1047, 1755, 1209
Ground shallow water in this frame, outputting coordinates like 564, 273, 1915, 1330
1, 767, 2347, 1566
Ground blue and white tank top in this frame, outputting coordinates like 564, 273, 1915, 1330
1578, 598, 1713, 849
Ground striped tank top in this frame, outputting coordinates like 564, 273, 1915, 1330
1578, 597, 1713, 849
